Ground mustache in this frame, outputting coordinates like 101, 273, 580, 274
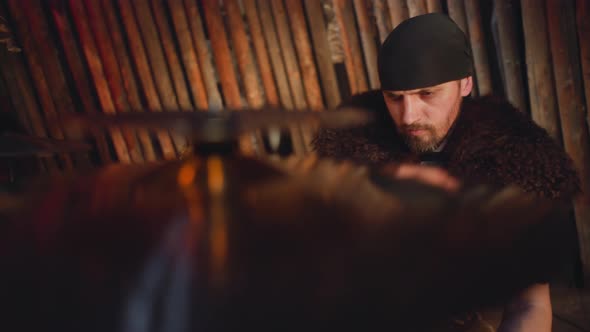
401, 124, 434, 132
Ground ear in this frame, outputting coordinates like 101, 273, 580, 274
460, 76, 473, 97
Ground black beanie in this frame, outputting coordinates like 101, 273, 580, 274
378, 13, 473, 91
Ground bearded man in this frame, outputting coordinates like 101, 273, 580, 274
313, 13, 580, 332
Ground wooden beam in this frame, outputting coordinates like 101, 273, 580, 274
183, 0, 223, 110
426, 0, 443, 12
334, 0, 369, 94
374, 0, 393, 43
256, 0, 306, 155
83, 0, 145, 164
546, 0, 590, 285
167, 0, 209, 109
493, 0, 528, 113
464, 0, 493, 96
7, 0, 75, 169
150, 0, 193, 111
201, 0, 256, 155
67, 0, 134, 164
387, 0, 409, 28
243, 0, 280, 107
353, 0, 380, 89
406, 0, 427, 17
49, 1, 112, 164
20, 0, 93, 168
131, 0, 188, 155
115, 0, 177, 160
304, 0, 342, 107
521, 0, 562, 142
0, 49, 59, 171
99, 0, 157, 161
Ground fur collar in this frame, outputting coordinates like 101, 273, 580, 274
312, 90, 580, 200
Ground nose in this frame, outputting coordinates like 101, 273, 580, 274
401, 96, 419, 125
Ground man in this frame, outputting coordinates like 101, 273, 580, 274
313, 13, 580, 332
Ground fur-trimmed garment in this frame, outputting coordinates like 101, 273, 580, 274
313, 90, 580, 200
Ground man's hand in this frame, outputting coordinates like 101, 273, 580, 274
498, 283, 552, 332
381, 163, 460, 192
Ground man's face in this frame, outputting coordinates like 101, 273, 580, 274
382, 77, 473, 153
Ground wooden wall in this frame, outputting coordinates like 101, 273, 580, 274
0, 0, 589, 282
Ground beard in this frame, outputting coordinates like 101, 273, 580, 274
400, 124, 443, 153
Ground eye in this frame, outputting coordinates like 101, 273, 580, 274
419, 90, 433, 96
387, 94, 403, 101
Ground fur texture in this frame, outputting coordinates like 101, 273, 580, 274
313, 90, 581, 200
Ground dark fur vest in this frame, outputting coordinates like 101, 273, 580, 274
313, 90, 580, 200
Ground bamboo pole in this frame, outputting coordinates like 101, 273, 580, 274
131, 0, 188, 154
19, 0, 93, 168
201, 0, 256, 155
285, 0, 325, 110
374, 0, 393, 43
521, 0, 562, 142
99, 0, 156, 161
183, 0, 223, 110
353, 0, 380, 89
115, 0, 177, 160
426, 0, 443, 12
0, 49, 59, 171
83, 0, 145, 164
167, 0, 209, 109
0, 61, 32, 134
6, 0, 74, 169
49, 1, 112, 164
576, 0, 590, 131
150, 0, 193, 110
334, 0, 369, 94
464, 0, 493, 96
387, 0, 409, 28
493, 0, 528, 113
446, 0, 469, 38
546, 0, 590, 284
243, 0, 280, 107
406, 0, 427, 17
256, 0, 306, 155
304, 0, 342, 107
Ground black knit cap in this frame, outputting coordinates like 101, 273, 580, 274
378, 13, 473, 91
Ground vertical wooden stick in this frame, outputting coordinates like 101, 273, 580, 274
150, 0, 193, 110
256, 0, 306, 154
493, 0, 528, 113
131, 0, 188, 154
243, 0, 280, 107
406, 0, 428, 17
50, 1, 112, 164
546, 0, 590, 285
116, 0, 177, 160
167, 0, 209, 109
464, 0, 493, 96
426, 0, 443, 12
304, 0, 342, 107
7, 0, 75, 169
83, 0, 145, 164
353, 0, 380, 89
285, 0, 325, 109
201, 0, 256, 155
387, 0, 409, 28
99, 0, 157, 161
183, 0, 223, 110
334, 0, 369, 94
521, 0, 561, 142
374, 0, 393, 43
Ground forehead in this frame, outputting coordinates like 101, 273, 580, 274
383, 81, 455, 95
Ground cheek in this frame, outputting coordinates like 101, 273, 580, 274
384, 101, 403, 124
